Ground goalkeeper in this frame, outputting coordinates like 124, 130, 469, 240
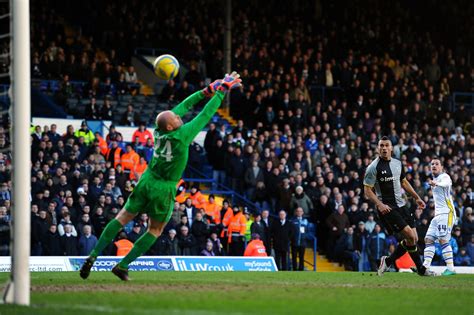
80, 72, 242, 281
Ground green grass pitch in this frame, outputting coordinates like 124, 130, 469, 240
0, 272, 472, 315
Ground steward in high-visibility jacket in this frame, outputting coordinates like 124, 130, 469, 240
244, 234, 267, 257
225, 206, 247, 244
115, 232, 134, 256
105, 141, 122, 168
203, 194, 222, 225
176, 179, 187, 204
74, 121, 95, 145
189, 186, 207, 209
134, 157, 148, 180
244, 211, 253, 242
95, 132, 109, 155
121, 144, 140, 180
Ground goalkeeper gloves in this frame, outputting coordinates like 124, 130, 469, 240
202, 79, 222, 97
217, 71, 242, 92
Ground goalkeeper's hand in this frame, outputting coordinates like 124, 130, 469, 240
217, 71, 242, 92
202, 79, 222, 97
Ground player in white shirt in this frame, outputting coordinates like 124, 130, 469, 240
423, 159, 457, 276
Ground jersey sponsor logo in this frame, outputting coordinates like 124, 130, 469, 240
379, 176, 395, 182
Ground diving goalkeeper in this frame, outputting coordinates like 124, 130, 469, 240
80, 72, 242, 281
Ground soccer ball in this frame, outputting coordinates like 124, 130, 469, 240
153, 54, 180, 80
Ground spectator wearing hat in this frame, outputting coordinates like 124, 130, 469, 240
290, 186, 313, 219
271, 210, 292, 271
74, 121, 95, 146
243, 209, 254, 242
291, 207, 309, 271
127, 222, 144, 243
244, 233, 267, 257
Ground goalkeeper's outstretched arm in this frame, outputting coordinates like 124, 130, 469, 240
171, 91, 206, 118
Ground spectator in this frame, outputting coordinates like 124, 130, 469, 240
291, 207, 309, 271
461, 207, 474, 245
0, 207, 10, 255
208, 232, 223, 256
60, 224, 78, 255
335, 227, 358, 271
178, 225, 196, 256
114, 232, 134, 256
326, 205, 350, 261
367, 224, 387, 271
271, 210, 292, 271
78, 225, 98, 256
74, 121, 95, 146
191, 212, 210, 250
455, 247, 472, 266
159, 229, 179, 255
290, 186, 313, 219
261, 209, 273, 256
244, 160, 264, 199
244, 233, 267, 257
467, 235, 474, 264
200, 241, 215, 256
120, 104, 140, 126
132, 123, 153, 146
42, 224, 61, 256
353, 221, 369, 271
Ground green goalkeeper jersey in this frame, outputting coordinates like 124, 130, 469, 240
147, 90, 225, 182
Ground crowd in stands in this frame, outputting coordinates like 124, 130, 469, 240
0, 0, 473, 271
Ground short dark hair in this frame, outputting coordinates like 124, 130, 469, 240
379, 136, 390, 141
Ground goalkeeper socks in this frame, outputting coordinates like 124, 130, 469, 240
89, 219, 123, 259
118, 232, 157, 269
422, 243, 435, 268
385, 240, 407, 267
441, 243, 455, 271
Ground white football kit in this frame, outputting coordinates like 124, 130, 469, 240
426, 173, 457, 241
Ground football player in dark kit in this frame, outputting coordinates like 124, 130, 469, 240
363, 137, 435, 276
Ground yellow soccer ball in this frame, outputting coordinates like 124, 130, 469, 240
153, 54, 180, 80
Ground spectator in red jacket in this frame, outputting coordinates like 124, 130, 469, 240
132, 123, 153, 146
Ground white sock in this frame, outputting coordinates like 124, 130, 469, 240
423, 243, 435, 268
441, 243, 455, 271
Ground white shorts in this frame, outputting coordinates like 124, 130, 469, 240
425, 213, 455, 241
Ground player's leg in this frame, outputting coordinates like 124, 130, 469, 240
439, 214, 456, 275
80, 209, 136, 279
422, 218, 438, 269
378, 211, 408, 275
113, 217, 166, 281
403, 226, 435, 276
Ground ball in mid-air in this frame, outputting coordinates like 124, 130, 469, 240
153, 54, 180, 80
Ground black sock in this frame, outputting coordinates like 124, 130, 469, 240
405, 243, 426, 274
386, 240, 407, 267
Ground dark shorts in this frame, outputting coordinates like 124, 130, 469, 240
379, 205, 415, 235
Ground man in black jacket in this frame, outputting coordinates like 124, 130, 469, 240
271, 210, 293, 271
60, 224, 78, 255
261, 209, 273, 256
191, 212, 210, 250
43, 224, 62, 256
210, 139, 226, 190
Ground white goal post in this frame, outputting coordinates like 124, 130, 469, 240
2, 0, 31, 306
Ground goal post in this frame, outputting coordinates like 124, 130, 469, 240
2, 0, 31, 306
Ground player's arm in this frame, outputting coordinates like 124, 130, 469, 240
429, 174, 452, 187
180, 72, 241, 144
171, 91, 206, 118
401, 178, 425, 210
171, 80, 223, 117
